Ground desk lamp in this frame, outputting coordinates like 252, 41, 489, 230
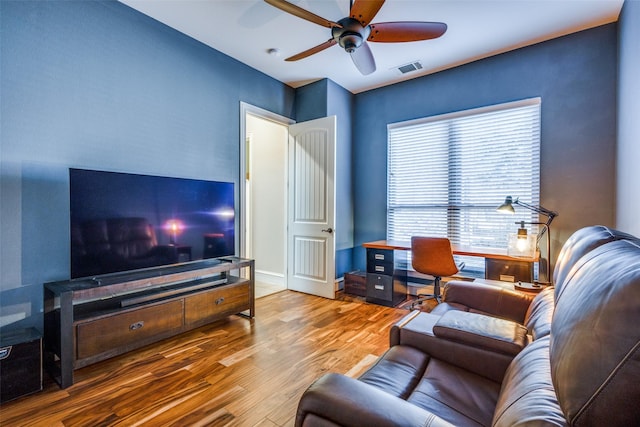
497, 196, 558, 284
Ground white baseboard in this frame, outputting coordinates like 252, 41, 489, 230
255, 270, 285, 287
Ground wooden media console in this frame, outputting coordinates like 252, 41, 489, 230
43, 257, 254, 388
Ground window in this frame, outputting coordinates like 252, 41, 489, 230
387, 98, 541, 275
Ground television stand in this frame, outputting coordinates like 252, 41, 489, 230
43, 257, 254, 388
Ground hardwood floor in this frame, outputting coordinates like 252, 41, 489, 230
0, 291, 409, 427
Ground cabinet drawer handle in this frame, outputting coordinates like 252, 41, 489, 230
129, 321, 144, 331
374, 285, 385, 290
375, 266, 385, 272
215, 297, 225, 305
375, 254, 385, 260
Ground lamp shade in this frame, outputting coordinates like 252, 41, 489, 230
497, 196, 516, 214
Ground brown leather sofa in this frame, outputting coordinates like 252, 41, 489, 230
295, 226, 640, 426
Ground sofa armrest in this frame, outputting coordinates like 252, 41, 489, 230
390, 312, 515, 382
433, 311, 529, 356
441, 280, 534, 323
390, 310, 422, 347
295, 373, 455, 427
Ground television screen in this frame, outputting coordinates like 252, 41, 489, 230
69, 168, 235, 279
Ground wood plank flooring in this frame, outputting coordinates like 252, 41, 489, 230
0, 291, 410, 427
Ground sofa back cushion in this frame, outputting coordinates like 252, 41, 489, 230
553, 225, 636, 297
550, 239, 640, 426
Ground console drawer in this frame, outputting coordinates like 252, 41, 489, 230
184, 281, 250, 327
76, 300, 184, 360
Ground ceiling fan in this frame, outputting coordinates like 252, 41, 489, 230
264, 0, 447, 75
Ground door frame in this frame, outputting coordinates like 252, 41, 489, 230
239, 102, 295, 261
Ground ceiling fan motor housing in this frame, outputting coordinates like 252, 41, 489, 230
332, 17, 371, 52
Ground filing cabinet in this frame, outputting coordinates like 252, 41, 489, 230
366, 248, 407, 307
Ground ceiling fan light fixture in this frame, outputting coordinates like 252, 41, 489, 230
339, 33, 363, 52
333, 17, 370, 53
263, 0, 447, 76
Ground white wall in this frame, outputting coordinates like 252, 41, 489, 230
617, 0, 640, 236
246, 115, 287, 284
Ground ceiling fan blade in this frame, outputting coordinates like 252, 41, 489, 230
285, 39, 337, 62
350, 0, 385, 27
264, 0, 341, 28
350, 41, 376, 75
368, 21, 447, 42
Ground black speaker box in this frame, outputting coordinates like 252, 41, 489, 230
0, 328, 42, 403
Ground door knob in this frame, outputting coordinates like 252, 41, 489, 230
321, 227, 334, 234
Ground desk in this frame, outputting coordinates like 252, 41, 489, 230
363, 240, 538, 263
362, 240, 539, 306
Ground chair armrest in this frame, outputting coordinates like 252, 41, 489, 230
295, 373, 455, 427
442, 280, 534, 323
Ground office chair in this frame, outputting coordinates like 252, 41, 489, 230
410, 236, 460, 308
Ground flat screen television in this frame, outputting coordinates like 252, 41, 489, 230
69, 168, 235, 279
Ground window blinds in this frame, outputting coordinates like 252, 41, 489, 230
387, 98, 541, 253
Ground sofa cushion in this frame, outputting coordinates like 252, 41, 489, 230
433, 311, 529, 356
550, 239, 640, 426
492, 336, 566, 426
297, 373, 455, 427
358, 345, 429, 399
408, 358, 501, 427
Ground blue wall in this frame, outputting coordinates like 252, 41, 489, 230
0, 0, 624, 330
352, 24, 619, 271
0, 0, 295, 331
295, 79, 356, 277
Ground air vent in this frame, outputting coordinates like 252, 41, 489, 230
396, 61, 423, 74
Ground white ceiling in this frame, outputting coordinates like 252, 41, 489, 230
119, 0, 624, 94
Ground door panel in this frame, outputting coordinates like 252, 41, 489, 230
287, 116, 336, 298
293, 236, 327, 281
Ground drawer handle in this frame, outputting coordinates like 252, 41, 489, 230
374, 254, 385, 260
374, 285, 385, 290
129, 321, 144, 331
215, 297, 225, 305
375, 266, 385, 272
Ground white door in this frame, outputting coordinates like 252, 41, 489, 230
287, 116, 337, 299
